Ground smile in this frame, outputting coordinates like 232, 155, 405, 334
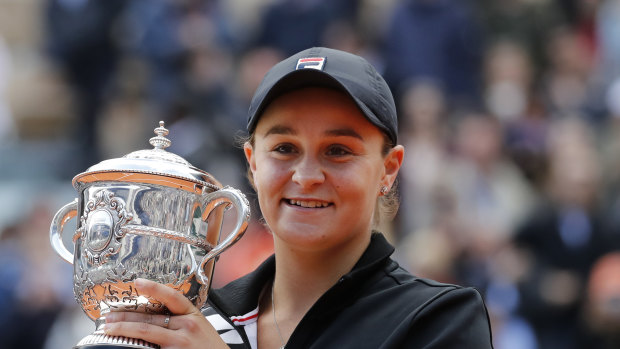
286, 199, 332, 208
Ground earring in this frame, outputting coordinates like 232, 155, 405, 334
380, 186, 389, 195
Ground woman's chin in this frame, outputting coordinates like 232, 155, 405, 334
273, 224, 333, 249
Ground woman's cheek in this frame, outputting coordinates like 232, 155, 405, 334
255, 160, 288, 195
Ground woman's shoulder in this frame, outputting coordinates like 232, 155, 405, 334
354, 261, 494, 347
370, 259, 487, 311
309, 259, 494, 348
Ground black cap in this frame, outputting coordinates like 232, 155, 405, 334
247, 47, 398, 144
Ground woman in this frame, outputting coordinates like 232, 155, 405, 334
104, 47, 494, 348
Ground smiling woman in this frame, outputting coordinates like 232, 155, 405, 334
245, 87, 394, 256
103, 47, 494, 349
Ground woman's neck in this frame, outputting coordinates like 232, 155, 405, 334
271, 232, 371, 313
257, 232, 371, 349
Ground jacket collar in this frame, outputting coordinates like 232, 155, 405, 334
208, 232, 395, 317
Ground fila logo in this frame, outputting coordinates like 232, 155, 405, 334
296, 57, 326, 71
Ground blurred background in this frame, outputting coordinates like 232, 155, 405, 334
1, 0, 620, 348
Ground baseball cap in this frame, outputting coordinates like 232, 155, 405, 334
247, 47, 398, 144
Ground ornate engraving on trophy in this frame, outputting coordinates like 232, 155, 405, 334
76, 189, 133, 265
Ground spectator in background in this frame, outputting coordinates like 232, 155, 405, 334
483, 40, 535, 126
44, 0, 126, 170
512, 117, 611, 348
0, 35, 16, 146
596, 0, 620, 80
394, 79, 460, 284
600, 78, 620, 243
540, 27, 603, 122
554, 0, 585, 26
483, 39, 550, 188
253, 0, 358, 56
381, 0, 484, 110
95, 57, 152, 160
120, 0, 238, 120
593, 0, 620, 127
0, 225, 23, 349
449, 113, 536, 263
396, 79, 452, 238
0, 203, 74, 349
585, 251, 620, 348
473, 0, 567, 74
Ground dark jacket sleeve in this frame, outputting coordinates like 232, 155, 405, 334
399, 287, 494, 348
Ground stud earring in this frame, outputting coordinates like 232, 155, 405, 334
380, 186, 389, 195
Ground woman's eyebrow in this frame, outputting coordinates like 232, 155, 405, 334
262, 125, 363, 140
325, 128, 363, 140
264, 125, 296, 137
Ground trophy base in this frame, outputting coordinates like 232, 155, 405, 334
73, 316, 159, 349
74, 332, 159, 349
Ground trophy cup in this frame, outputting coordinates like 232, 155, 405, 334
50, 121, 250, 348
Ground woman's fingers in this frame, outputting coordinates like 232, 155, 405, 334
102, 279, 229, 348
106, 312, 172, 329
104, 312, 226, 349
133, 278, 198, 315
104, 319, 181, 347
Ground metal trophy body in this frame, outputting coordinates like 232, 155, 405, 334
50, 122, 250, 348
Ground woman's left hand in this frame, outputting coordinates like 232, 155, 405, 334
104, 278, 229, 349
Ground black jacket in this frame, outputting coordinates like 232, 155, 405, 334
204, 233, 494, 348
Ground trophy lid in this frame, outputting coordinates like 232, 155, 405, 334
72, 121, 221, 193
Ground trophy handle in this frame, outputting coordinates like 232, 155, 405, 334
50, 199, 78, 264
197, 187, 250, 284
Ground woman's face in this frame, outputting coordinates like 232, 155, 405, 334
244, 87, 403, 253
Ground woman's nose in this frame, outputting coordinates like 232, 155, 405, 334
291, 156, 325, 188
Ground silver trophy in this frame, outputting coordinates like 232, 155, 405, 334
50, 122, 250, 348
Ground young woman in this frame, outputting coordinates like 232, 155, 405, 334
104, 47, 494, 348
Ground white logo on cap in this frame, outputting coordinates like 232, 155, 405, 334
296, 57, 326, 71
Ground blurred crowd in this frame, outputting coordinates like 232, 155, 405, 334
1, 0, 620, 348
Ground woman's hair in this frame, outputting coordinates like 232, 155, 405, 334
235, 131, 400, 230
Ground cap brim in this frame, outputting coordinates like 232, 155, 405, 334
248, 69, 391, 139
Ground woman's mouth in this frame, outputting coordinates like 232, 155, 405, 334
286, 199, 332, 208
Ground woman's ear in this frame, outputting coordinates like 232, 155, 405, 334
382, 145, 404, 188
244, 142, 257, 174
244, 142, 258, 189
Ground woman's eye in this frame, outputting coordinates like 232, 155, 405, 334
326, 145, 352, 157
273, 144, 296, 154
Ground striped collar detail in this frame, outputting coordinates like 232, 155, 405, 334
231, 307, 259, 326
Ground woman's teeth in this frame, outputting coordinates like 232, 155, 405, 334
288, 199, 330, 208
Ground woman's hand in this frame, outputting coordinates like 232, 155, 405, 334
104, 278, 229, 349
